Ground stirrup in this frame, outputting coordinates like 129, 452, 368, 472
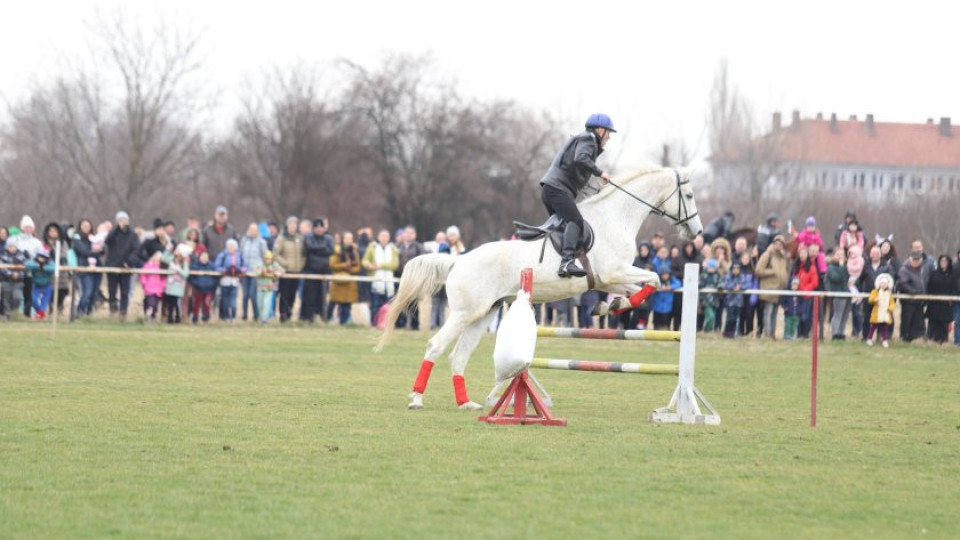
558, 259, 586, 278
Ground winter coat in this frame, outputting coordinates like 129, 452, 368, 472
188, 261, 219, 293
539, 130, 604, 197
653, 276, 682, 314
240, 235, 268, 270
699, 270, 722, 308
24, 259, 56, 287
925, 268, 955, 322
136, 234, 169, 268
201, 222, 238, 257
396, 240, 426, 276
868, 288, 896, 325
780, 294, 801, 316
796, 228, 827, 273
795, 261, 819, 292
72, 233, 103, 268
161, 252, 190, 297
653, 255, 672, 278
709, 237, 732, 276
633, 243, 654, 270
139, 260, 166, 297
825, 262, 850, 293
105, 226, 141, 268
858, 261, 894, 295
255, 261, 284, 291
722, 272, 746, 308
304, 233, 335, 274
756, 244, 790, 303
10, 233, 43, 260
0, 249, 27, 282
273, 232, 305, 273
363, 242, 399, 297
703, 214, 734, 243
897, 262, 926, 295
846, 246, 865, 289
329, 244, 362, 304
214, 251, 248, 287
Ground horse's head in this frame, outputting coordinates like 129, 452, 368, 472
591, 167, 703, 239
668, 168, 703, 240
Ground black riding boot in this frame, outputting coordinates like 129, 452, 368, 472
558, 222, 587, 278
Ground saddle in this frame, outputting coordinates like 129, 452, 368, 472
512, 215, 595, 255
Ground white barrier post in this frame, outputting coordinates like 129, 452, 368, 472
649, 262, 721, 425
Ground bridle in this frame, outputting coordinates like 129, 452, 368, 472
606, 168, 700, 226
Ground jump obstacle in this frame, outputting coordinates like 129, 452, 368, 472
480, 263, 721, 426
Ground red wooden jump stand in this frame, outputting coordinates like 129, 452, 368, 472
478, 268, 567, 427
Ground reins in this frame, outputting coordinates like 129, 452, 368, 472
605, 168, 699, 226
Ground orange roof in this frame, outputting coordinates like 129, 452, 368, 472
722, 118, 960, 169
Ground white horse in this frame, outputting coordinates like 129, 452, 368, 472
377, 167, 704, 410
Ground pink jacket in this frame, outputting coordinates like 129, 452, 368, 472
846, 245, 865, 284
139, 260, 167, 297
796, 228, 827, 273
839, 230, 865, 253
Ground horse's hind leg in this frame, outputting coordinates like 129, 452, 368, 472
447, 307, 499, 411
408, 313, 468, 410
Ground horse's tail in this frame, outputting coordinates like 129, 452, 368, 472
376, 254, 457, 352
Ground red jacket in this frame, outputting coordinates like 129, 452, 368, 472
795, 263, 819, 292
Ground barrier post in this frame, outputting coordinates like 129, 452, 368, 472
811, 296, 819, 427
649, 263, 721, 425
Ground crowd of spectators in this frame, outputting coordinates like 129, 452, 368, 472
0, 207, 466, 329
1, 207, 958, 346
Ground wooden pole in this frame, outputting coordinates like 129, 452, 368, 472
51, 242, 61, 339
811, 296, 819, 427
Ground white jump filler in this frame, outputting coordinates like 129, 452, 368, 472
649, 263, 721, 425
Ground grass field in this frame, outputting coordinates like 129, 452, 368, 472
2, 322, 958, 539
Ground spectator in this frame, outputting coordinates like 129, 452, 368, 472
826, 248, 850, 340
363, 229, 399, 327
302, 218, 334, 323
652, 267, 680, 330
796, 216, 826, 271
445, 225, 467, 256
732, 236, 750, 262
42, 222, 75, 314
24, 248, 55, 320
756, 235, 789, 339
139, 251, 166, 322
794, 244, 819, 339
846, 245, 865, 337
737, 251, 759, 337
239, 223, 268, 322
0, 226, 7, 250
136, 218, 171, 268
395, 225, 426, 330
72, 219, 103, 317
189, 251, 217, 324
699, 259, 722, 332
329, 231, 362, 325
162, 245, 190, 324
954, 249, 960, 347
834, 210, 859, 245
214, 239, 247, 323
201, 206, 238, 257
0, 240, 26, 319
178, 217, 201, 242
780, 277, 802, 340
104, 211, 141, 321
355, 227, 373, 314
866, 273, 896, 348
857, 245, 894, 340
709, 237, 732, 332
702, 211, 734, 243
652, 246, 672, 277
255, 251, 284, 323
838, 220, 865, 255
183, 227, 206, 258
879, 240, 900, 282
11, 216, 43, 317
925, 255, 955, 344
265, 221, 280, 251
911, 240, 936, 288
634, 242, 654, 270
722, 262, 745, 338
273, 216, 305, 323
756, 213, 782, 255
898, 250, 927, 342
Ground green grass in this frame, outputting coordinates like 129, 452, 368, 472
1, 323, 958, 539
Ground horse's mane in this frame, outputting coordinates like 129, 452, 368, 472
581, 167, 671, 206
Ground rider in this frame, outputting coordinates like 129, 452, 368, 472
539, 113, 615, 278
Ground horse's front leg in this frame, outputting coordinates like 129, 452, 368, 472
594, 266, 662, 316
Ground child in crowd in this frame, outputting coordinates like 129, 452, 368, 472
794, 245, 819, 338
846, 244, 865, 337
867, 273, 896, 348
24, 248, 55, 320
256, 251, 284, 323
722, 262, 745, 338
838, 220, 865, 254
780, 277, 802, 340
826, 248, 850, 340
162, 245, 190, 324
214, 239, 247, 323
139, 250, 166, 322
699, 259, 722, 332
737, 251, 759, 337
189, 251, 218, 323
796, 216, 826, 273
1, 242, 27, 319
652, 269, 681, 330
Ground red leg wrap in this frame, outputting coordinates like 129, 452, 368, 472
453, 375, 469, 405
612, 284, 658, 315
412, 360, 434, 394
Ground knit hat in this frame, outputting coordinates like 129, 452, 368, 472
35, 248, 50, 259
115, 211, 129, 222
153, 218, 164, 229
313, 217, 326, 228
285, 216, 299, 225
264, 251, 273, 259
226, 238, 239, 250
805, 216, 816, 227
773, 234, 786, 244
20, 215, 35, 230
706, 259, 718, 269
875, 273, 892, 289
446, 225, 460, 238
216, 205, 228, 215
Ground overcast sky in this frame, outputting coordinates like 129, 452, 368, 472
2, 0, 957, 167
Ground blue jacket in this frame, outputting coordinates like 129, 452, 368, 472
780, 293, 801, 316
189, 261, 219, 292
653, 276, 682, 314
722, 273, 746, 308
25, 259, 56, 287
653, 256, 672, 277
214, 251, 247, 277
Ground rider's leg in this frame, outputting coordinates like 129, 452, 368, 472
541, 185, 586, 278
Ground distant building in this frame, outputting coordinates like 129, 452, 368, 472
712, 111, 960, 203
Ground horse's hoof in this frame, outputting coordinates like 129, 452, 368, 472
592, 301, 610, 317
408, 393, 424, 410
457, 401, 483, 411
